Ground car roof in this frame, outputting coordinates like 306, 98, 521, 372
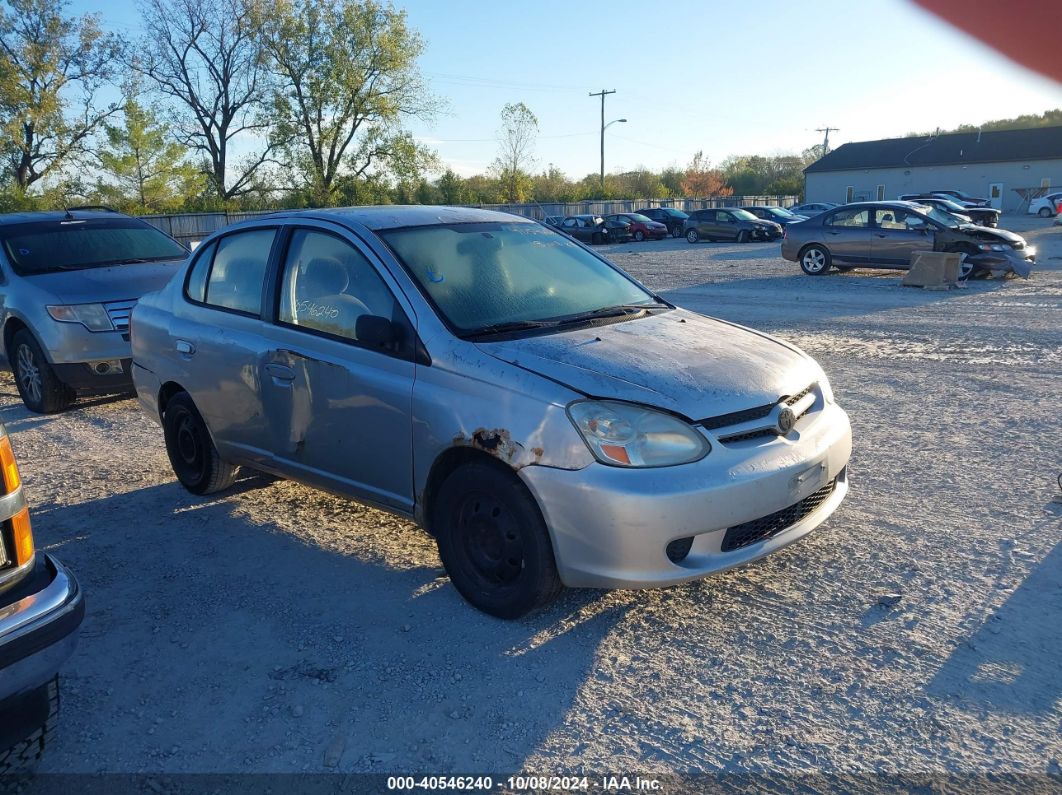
0, 208, 137, 226
260, 205, 535, 232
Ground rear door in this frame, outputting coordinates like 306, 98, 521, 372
260, 224, 416, 512
172, 225, 279, 463
870, 207, 936, 267
820, 207, 872, 263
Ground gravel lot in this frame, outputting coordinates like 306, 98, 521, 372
6, 215, 1061, 779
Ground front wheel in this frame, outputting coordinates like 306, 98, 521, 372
163, 392, 237, 494
634, 230, 645, 242
799, 245, 832, 275
685, 229, 700, 243
737, 230, 750, 244
1038, 207, 1053, 218
0, 676, 59, 776
10, 329, 74, 413
434, 462, 563, 619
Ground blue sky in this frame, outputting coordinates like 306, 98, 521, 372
74, 0, 1062, 179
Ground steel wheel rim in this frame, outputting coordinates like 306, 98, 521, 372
16, 344, 41, 403
454, 491, 525, 588
169, 406, 207, 481
686, 230, 697, 242
803, 249, 826, 271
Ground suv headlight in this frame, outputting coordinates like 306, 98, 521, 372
568, 400, 710, 467
47, 303, 114, 331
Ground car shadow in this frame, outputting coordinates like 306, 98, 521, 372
925, 503, 1062, 715
31, 477, 633, 773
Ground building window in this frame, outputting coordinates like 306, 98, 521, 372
876, 184, 886, 201
845, 186, 854, 203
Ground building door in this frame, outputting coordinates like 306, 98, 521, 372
988, 182, 1004, 210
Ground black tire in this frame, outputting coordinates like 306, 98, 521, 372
685, 228, 699, 243
162, 392, 237, 495
634, 230, 645, 242
0, 676, 59, 777
10, 329, 74, 414
670, 226, 681, 238
1038, 207, 1052, 218
433, 462, 563, 619
799, 244, 832, 275
591, 232, 602, 245
737, 230, 750, 244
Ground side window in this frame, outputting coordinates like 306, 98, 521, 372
278, 229, 397, 343
825, 208, 870, 228
184, 240, 217, 303
203, 229, 276, 315
719, 212, 733, 223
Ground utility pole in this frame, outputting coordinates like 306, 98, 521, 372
590, 89, 616, 193
815, 126, 839, 154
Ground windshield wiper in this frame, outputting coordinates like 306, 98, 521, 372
461, 319, 553, 339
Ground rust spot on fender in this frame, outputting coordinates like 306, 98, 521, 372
451, 427, 539, 467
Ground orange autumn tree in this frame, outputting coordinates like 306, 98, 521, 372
680, 150, 733, 197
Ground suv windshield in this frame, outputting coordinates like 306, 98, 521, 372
0, 218, 187, 275
380, 222, 660, 336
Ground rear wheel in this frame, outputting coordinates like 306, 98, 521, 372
163, 392, 237, 494
685, 229, 700, 243
434, 462, 563, 619
799, 244, 832, 275
10, 329, 74, 414
670, 226, 681, 238
1038, 207, 1052, 218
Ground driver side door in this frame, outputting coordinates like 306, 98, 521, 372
870, 208, 935, 267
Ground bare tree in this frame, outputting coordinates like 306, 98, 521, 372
252, 0, 439, 204
490, 102, 537, 203
0, 0, 123, 189
136, 0, 272, 201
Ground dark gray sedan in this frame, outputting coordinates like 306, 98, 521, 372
780, 201, 1035, 276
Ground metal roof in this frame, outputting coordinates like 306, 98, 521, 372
805, 126, 1062, 174
301, 205, 534, 231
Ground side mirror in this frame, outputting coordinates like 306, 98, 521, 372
356, 314, 399, 348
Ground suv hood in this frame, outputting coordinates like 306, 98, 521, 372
477, 308, 816, 420
22, 260, 185, 304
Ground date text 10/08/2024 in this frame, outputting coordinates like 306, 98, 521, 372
386, 776, 663, 791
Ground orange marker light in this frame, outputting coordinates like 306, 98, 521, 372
600, 444, 631, 465
12, 506, 33, 566
0, 435, 19, 493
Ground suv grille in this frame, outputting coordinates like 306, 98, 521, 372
103, 299, 137, 332
721, 478, 837, 552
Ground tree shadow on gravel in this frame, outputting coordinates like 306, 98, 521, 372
30, 478, 629, 774
926, 503, 1062, 715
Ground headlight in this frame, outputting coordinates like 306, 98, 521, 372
977, 243, 1005, 251
568, 400, 710, 467
47, 303, 114, 331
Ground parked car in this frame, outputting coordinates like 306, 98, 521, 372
1028, 191, 1062, 217
0, 207, 189, 413
788, 202, 840, 217
683, 208, 782, 243
0, 423, 84, 774
557, 215, 631, 245
605, 213, 668, 241
132, 207, 852, 619
746, 206, 809, 227
930, 190, 989, 207
897, 194, 1000, 227
781, 201, 1035, 277
634, 207, 689, 238
542, 215, 565, 228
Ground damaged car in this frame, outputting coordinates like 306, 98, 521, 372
131, 207, 852, 618
781, 201, 1035, 278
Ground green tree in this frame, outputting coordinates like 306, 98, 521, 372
437, 169, 468, 204
97, 96, 201, 212
490, 102, 537, 203
254, 0, 439, 206
0, 0, 123, 190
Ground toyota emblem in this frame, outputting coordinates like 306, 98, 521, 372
777, 407, 796, 434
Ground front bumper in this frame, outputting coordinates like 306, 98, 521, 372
0, 554, 84, 704
521, 401, 852, 588
53, 359, 134, 394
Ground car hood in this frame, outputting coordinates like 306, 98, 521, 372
958, 225, 1023, 244
476, 308, 816, 420
22, 260, 185, 303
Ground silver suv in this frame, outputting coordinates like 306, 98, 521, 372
0, 208, 188, 412
132, 207, 851, 618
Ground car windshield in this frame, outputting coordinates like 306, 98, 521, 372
934, 198, 967, 212
731, 209, 757, 221
627, 213, 652, 223
379, 222, 660, 336
0, 218, 187, 275
916, 206, 961, 228
665, 209, 689, 218
771, 207, 796, 217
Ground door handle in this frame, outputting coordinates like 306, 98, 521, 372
875, 233, 887, 238
827, 231, 840, 235
265, 363, 296, 384
175, 340, 195, 356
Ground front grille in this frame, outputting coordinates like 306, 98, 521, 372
103, 299, 137, 332
721, 478, 837, 552
785, 386, 813, 406
701, 403, 774, 431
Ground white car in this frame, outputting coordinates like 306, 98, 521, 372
1028, 191, 1062, 217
